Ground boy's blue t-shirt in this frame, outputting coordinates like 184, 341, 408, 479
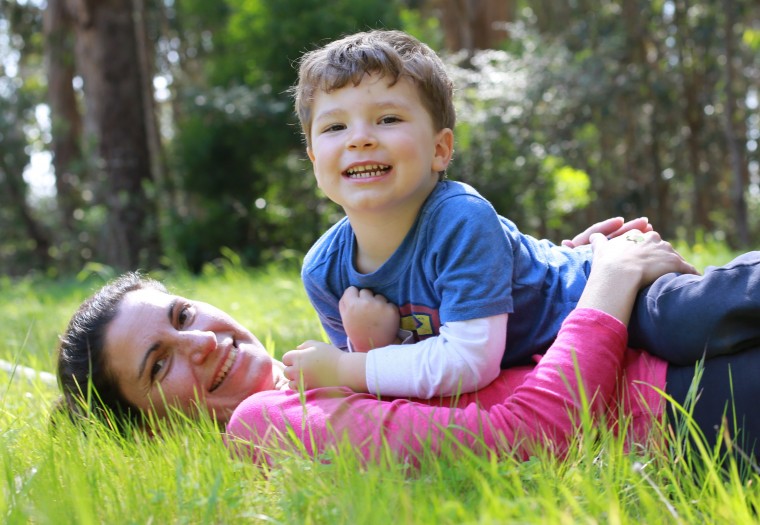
302, 180, 594, 367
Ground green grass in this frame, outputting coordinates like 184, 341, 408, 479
2, 249, 760, 524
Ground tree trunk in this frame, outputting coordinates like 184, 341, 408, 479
721, 0, 749, 247
43, 0, 84, 235
434, 0, 513, 52
0, 149, 53, 267
673, 1, 711, 240
66, 0, 160, 269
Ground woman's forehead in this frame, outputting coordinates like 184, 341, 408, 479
118, 288, 181, 319
107, 289, 176, 354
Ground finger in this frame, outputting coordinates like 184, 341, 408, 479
619, 217, 649, 232
341, 286, 359, 300
643, 230, 661, 242
358, 288, 375, 299
606, 217, 650, 239
589, 232, 608, 249
282, 351, 294, 366
297, 340, 318, 350
585, 217, 625, 241
571, 217, 626, 246
681, 261, 699, 275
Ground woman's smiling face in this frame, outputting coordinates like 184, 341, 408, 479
103, 288, 278, 422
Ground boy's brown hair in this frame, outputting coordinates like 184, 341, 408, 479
292, 29, 456, 147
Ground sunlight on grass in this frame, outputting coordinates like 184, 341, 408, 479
2, 244, 760, 523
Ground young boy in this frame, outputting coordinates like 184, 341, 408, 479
283, 29, 760, 398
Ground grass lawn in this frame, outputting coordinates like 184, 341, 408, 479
2, 244, 759, 524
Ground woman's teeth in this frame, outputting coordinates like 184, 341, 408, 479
210, 346, 239, 392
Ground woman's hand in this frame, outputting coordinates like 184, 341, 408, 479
591, 230, 697, 288
577, 230, 698, 324
340, 287, 400, 352
561, 217, 653, 248
282, 341, 368, 392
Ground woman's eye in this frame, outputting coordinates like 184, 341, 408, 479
151, 358, 166, 381
178, 305, 193, 327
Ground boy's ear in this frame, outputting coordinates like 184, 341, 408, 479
432, 128, 454, 172
307, 146, 316, 163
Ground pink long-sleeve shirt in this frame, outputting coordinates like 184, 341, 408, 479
225, 308, 667, 463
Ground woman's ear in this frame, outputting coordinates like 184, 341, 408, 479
432, 128, 454, 173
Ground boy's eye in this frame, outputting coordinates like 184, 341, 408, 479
322, 123, 345, 133
379, 115, 401, 124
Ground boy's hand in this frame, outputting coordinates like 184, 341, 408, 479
282, 341, 367, 392
339, 287, 400, 353
562, 217, 653, 248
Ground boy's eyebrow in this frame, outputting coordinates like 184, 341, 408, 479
312, 107, 344, 122
137, 298, 177, 381
313, 98, 412, 122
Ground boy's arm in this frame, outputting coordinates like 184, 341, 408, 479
281, 314, 507, 397
282, 341, 368, 392
365, 315, 507, 398
285, 285, 506, 396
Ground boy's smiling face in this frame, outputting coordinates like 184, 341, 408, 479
307, 73, 453, 219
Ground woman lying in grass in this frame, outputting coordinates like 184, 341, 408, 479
56, 229, 759, 463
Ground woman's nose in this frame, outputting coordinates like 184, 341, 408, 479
181, 330, 217, 365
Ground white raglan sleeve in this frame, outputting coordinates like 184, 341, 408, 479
363, 314, 508, 399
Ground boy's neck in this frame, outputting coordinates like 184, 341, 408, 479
348, 204, 422, 274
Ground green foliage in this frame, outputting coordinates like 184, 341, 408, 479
546, 164, 592, 220
0, 3, 52, 276
743, 28, 760, 50
223, 0, 402, 91
5, 0, 759, 276
168, 0, 401, 270
447, 3, 759, 247
398, 7, 444, 51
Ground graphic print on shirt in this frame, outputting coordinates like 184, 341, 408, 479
398, 304, 441, 341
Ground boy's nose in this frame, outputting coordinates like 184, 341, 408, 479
181, 330, 217, 365
347, 124, 376, 149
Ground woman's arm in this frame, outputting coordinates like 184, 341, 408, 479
227, 308, 626, 463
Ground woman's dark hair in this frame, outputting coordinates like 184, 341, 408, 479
56, 272, 167, 430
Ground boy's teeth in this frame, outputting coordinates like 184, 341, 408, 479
210, 347, 239, 392
346, 164, 389, 178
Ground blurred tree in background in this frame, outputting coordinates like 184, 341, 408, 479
0, 0, 758, 276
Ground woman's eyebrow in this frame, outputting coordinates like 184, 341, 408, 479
137, 298, 178, 380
